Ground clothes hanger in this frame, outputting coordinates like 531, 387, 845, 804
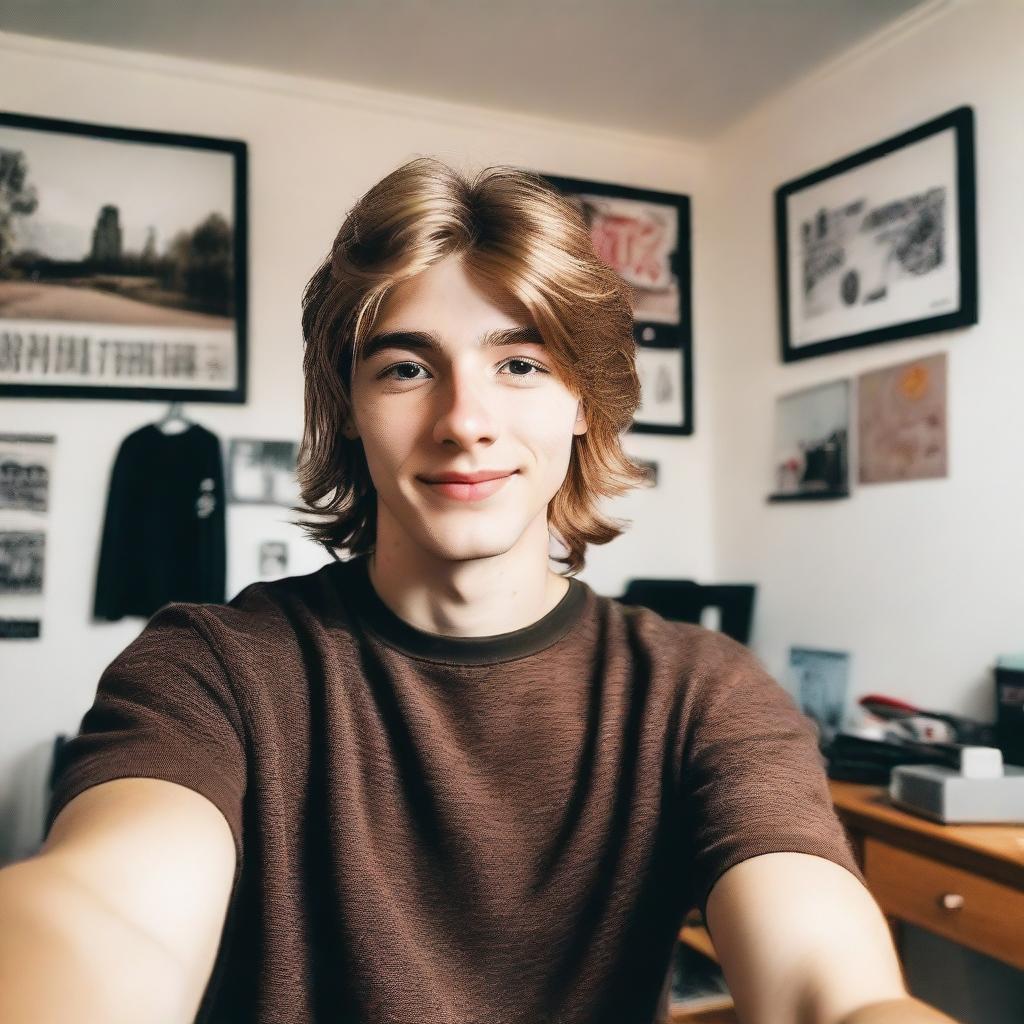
155, 401, 193, 435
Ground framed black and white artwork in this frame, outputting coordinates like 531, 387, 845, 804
0, 111, 248, 402
536, 172, 693, 435
776, 106, 977, 363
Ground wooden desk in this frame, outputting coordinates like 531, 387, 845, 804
829, 780, 1024, 972
667, 781, 1024, 1021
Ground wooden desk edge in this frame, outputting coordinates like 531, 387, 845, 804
828, 780, 1024, 892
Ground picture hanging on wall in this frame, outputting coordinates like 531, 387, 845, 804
0, 433, 53, 640
535, 171, 693, 435
776, 105, 977, 363
858, 351, 947, 484
789, 646, 851, 743
768, 378, 850, 502
227, 439, 301, 506
0, 111, 248, 403
258, 540, 289, 580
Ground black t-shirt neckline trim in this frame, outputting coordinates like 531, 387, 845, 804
337, 554, 587, 665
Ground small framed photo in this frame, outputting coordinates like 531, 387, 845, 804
768, 378, 850, 502
858, 352, 947, 484
227, 439, 300, 506
0, 111, 248, 402
536, 172, 693, 435
789, 646, 851, 743
776, 106, 977, 363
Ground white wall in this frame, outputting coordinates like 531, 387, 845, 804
705, 0, 1024, 722
703, 4, 1024, 1017
0, 31, 715, 855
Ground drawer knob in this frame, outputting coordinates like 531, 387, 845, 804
939, 892, 965, 911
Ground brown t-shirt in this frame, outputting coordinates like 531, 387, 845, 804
46, 555, 866, 1024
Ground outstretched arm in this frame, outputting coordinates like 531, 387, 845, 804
704, 851, 960, 1024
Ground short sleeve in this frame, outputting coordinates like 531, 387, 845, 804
679, 638, 867, 921
45, 602, 248, 871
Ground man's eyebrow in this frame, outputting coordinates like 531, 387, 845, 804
360, 325, 544, 363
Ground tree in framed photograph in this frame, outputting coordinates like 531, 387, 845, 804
0, 111, 247, 402
776, 105, 977, 363
536, 172, 693, 435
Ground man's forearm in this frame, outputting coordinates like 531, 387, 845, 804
837, 995, 961, 1024
0, 857, 192, 1023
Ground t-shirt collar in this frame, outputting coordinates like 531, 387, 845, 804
337, 554, 587, 665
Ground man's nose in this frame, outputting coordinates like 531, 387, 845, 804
431, 369, 498, 449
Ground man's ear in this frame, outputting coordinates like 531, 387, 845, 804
572, 401, 588, 436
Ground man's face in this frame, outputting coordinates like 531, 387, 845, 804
347, 254, 587, 565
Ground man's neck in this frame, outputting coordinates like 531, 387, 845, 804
366, 522, 570, 639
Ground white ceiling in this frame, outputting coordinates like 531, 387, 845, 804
0, 0, 933, 140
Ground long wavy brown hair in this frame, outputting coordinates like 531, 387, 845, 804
294, 156, 647, 574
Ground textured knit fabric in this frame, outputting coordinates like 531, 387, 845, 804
93, 422, 226, 620
47, 555, 867, 1024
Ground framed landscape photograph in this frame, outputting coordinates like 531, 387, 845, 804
776, 106, 977, 363
536, 171, 693, 435
0, 111, 248, 402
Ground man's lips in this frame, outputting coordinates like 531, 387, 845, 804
418, 470, 517, 502
419, 470, 516, 484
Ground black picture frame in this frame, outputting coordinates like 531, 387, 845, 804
0, 111, 248, 403
776, 105, 977, 364
536, 171, 693, 435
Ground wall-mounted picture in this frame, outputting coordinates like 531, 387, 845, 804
1, 434, 53, 639
258, 540, 289, 580
768, 378, 850, 502
776, 106, 976, 363
536, 172, 693, 435
227, 439, 300, 506
0, 111, 248, 402
0, 433, 54, 511
789, 646, 850, 742
0, 530, 44, 595
859, 352, 947, 484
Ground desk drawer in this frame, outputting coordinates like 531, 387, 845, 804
863, 837, 1024, 970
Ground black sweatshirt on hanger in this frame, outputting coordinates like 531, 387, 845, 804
93, 423, 226, 620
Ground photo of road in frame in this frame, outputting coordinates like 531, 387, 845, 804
535, 171, 693, 435
775, 106, 977, 363
0, 111, 248, 402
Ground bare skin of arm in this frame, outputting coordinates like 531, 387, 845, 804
704, 851, 961, 1024
0, 778, 237, 1024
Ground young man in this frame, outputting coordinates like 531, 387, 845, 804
2, 159, 955, 1024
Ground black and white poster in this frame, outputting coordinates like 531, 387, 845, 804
0, 111, 248, 402
0, 433, 54, 511
776, 106, 977, 362
0, 433, 52, 637
0, 530, 44, 595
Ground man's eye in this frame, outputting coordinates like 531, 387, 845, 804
501, 358, 549, 377
378, 357, 549, 382
380, 361, 427, 380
